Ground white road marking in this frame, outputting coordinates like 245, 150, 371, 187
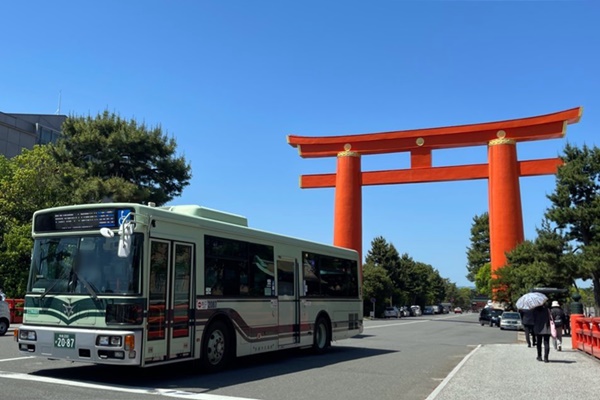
366, 320, 431, 329
366, 314, 461, 329
0, 356, 35, 363
424, 344, 482, 400
0, 370, 261, 400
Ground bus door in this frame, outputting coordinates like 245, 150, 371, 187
277, 257, 300, 347
146, 240, 194, 363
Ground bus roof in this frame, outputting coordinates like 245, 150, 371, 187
32, 203, 359, 259
159, 205, 248, 226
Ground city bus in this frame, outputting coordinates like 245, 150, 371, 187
15, 203, 363, 371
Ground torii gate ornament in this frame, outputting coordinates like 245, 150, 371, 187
287, 107, 582, 279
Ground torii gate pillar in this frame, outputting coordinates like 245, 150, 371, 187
334, 146, 362, 261
488, 138, 524, 277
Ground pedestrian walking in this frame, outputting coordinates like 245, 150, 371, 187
532, 303, 552, 363
520, 308, 536, 347
550, 301, 566, 351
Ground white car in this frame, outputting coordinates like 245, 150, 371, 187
0, 301, 10, 336
384, 306, 400, 318
499, 311, 523, 331
411, 305, 422, 316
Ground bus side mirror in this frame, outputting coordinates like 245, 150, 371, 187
118, 222, 133, 258
100, 228, 115, 238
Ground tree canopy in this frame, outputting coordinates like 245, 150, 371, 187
465, 212, 490, 283
0, 147, 71, 297
0, 111, 192, 297
51, 111, 192, 206
545, 143, 600, 308
475, 262, 492, 298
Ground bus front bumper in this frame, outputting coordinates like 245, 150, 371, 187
16, 325, 142, 366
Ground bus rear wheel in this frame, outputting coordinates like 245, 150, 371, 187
312, 316, 331, 354
200, 320, 231, 372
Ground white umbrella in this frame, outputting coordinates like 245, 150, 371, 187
516, 292, 548, 310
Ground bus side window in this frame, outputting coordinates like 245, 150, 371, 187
205, 259, 223, 296
223, 261, 241, 296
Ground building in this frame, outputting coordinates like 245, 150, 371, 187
0, 112, 66, 158
471, 295, 491, 312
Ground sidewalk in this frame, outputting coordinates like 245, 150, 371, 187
428, 334, 600, 399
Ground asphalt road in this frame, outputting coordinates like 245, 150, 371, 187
0, 312, 518, 400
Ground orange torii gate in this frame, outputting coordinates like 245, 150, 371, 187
287, 107, 582, 278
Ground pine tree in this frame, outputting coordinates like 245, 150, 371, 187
545, 143, 600, 309
51, 111, 191, 205
466, 213, 490, 283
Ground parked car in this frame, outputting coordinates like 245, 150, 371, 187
423, 306, 435, 315
479, 307, 504, 327
499, 311, 523, 330
399, 306, 411, 317
410, 305, 422, 316
0, 300, 10, 336
384, 306, 400, 318
454, 307, 463, 314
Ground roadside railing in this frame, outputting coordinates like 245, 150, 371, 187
5, 299, 24, 324
571, 314, 600, 360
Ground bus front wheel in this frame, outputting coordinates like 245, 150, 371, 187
312, 316, 331, 354
200, 320, 231, 372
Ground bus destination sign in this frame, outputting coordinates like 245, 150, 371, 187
55, 210, 117, 230
34, 208, 133, 232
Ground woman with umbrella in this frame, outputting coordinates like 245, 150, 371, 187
517, 292, 552, 362
532, 302, 552, 363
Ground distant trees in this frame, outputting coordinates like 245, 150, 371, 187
0, 111, 191, 297
361, 236, 460, 316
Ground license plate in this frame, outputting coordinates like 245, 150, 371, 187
54, 333, 76, 348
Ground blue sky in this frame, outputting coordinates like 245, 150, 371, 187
2, 1, 598, 288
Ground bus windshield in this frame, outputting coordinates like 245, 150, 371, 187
29, 234, 142, 296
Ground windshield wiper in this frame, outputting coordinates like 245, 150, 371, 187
69, 258, 98, 301
40, 267, 72, 300
75, 273, 98, 301
41, 257, 99, 301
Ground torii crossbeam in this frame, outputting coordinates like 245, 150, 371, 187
287, 107, 582, 278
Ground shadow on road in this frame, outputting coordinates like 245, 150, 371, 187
30, 345, 393, 391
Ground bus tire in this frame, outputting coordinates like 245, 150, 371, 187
200, 320, 231, 372
312, 316, 331, 354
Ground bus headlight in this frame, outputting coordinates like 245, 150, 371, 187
97, 335, 122, 347
19, 330, 37, 341
110, 336, 122, 346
